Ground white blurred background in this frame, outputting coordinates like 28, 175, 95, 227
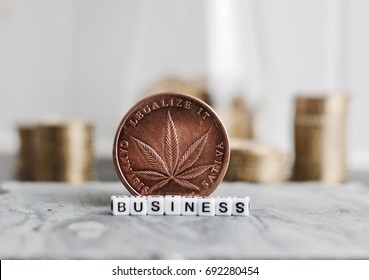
0, 0, 368, 179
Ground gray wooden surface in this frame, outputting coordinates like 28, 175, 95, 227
1, 181, 369, 259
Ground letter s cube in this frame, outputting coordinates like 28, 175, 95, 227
215, 197, 232, 216
147, 195, 164, 215
232, 197, 250, 216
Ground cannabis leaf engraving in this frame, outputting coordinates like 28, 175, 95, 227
132, 111, 213, 194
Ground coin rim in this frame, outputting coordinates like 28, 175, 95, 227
112, 92, 230, 196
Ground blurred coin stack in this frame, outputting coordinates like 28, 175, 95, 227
292, 94, 349, 183
17, 124, 36, 181
229, 95, 252, 139
149, 77, 211, 105
225, 139, 290, 183
17, 120, 95, 182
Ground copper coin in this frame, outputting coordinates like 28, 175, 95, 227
113, 92, 229, 196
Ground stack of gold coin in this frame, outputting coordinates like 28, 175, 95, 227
34, 120, 95, 182
292, 94, 349, 183
17, 124, 37, 181
191, 76, 212, 105
224, 139, 290, 183
149, 77, 211, 105
229, 95, 252, 139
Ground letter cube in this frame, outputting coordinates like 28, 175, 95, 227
181, 196, 199, 216
164, 195, 182, 215
130, 196, 147, 215
232, 197, 250, 216
215, 196, 232, 216
111, 195, 130, 216
147, 195, 164, 215
198, 197, 215, 216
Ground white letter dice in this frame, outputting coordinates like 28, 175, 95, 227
164, 195, 182, 215
215, 197, 232, 216
130, 196, 147, 215
181, 196, 199, 216
147, 195, 164, 215
232, 197, 250, 216
111, 195, 130, 216
198, 197, 215, 216
111, 195, 250, 216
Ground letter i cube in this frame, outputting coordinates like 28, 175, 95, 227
111, 195, 130, 215
181, 196, 199, 216
147, 195, 164, 215
130, 196, 147, 215
232, 197, 250, 216
215, 197, 232, 216
198, 197, 215, 216
164, 195, 182, 215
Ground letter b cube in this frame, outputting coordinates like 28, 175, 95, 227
111, 195, 130, 215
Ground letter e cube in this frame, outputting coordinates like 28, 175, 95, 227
198, 197, 215, 216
